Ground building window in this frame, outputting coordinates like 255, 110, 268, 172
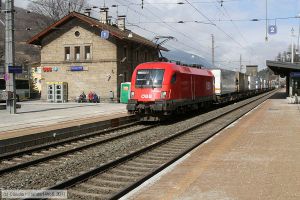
144, 52, 148, 61
85, 46, 91, 60
123, 47, 127, 57
75, 46, 80, 61
75, 31, 80, 37
136, 50, 139, 61
65, 47, 70, 61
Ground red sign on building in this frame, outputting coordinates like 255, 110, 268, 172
43, 67, 52, 72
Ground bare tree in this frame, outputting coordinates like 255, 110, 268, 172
28, 0, 88, 25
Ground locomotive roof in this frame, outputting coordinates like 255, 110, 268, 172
136, 62, 213, 76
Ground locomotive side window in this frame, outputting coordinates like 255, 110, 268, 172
0, 79, 5, 90
171, 73, 177, 84
136, 69, 164, 88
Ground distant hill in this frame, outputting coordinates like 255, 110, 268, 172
0, 3, 49, 72
161, 49, 213, 68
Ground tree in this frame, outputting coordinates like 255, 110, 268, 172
28, 0, 89, 25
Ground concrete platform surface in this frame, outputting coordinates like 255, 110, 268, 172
127, 92, 300, 200
0, 101, 127, 140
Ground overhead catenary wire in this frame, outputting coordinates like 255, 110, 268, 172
116, 16, 300, 23
185, 0, 244, 49
115, 0, 213, 56
21, 0, 247, 67
117, 0, 250, 68
115, 0, 244, 6
86, 0, 212, 56
214, 1, 249, 45
126, 22, 211, 62
214, 0, 254, 66
45, 0, 213, 59
95, 0, 217, 64
144, 0, 210, 44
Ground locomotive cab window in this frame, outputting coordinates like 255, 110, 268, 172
136, 69, 164, 88
171, 73, 177, 84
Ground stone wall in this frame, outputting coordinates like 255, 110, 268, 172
40, 19, 118, 101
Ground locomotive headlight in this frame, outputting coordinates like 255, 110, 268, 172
161, 91, 167, 99
130, 91, 135, 98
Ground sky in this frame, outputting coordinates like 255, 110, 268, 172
14, 0, 300, 71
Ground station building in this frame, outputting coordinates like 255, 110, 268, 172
28, 11, 166, 102
267, 60, 300, 97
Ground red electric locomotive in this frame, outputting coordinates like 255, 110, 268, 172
127, 62, 215, 120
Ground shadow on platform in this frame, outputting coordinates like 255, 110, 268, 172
17, 104, 98, 114
269, 92, 287, 99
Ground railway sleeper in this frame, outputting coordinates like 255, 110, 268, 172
1, 160, 15, 165
133, 157, 165, 164
68, 189, 110, 200
171, 140, 194, 145
109, 169, 144, 177
89, 179, 127, 188
125, 161, 158, 168
76, 183, 120, 194
149, 149, 177, 155
142, 154, 170, 161
97, 173, 138, 183
117, 165, 151, 173
160, 143, 187, 150
146, 151, 174, 157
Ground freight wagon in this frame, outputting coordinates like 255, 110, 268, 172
210, 69, 236, 103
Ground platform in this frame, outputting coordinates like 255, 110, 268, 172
0, 101, 131, 153
126, 91, 300, 200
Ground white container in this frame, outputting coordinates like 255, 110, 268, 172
211, 69, 237, 96
248, 76, 256, 90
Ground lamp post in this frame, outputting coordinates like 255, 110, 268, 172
5, 0, 17, 114
265, 0, 268, 41
291, 28, 295, 63
297, 14, 300, 54
211, 34, 215, 66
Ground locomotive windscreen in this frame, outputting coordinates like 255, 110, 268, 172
136, 69, 164, 88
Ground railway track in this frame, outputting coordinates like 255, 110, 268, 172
0, 90, 277, 198
0, 121, 138, 161
0, 123, 157, 175
43, 90, 277, 200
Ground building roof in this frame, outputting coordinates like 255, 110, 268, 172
266, 60, 300, 76
28, 12, 167, 51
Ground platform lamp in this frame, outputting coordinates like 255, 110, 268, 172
291, 28, 295, 63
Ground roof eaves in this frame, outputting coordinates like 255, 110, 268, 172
27, 11, 168, 51
73, 13, 124, 39
27, 12, 76, 45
